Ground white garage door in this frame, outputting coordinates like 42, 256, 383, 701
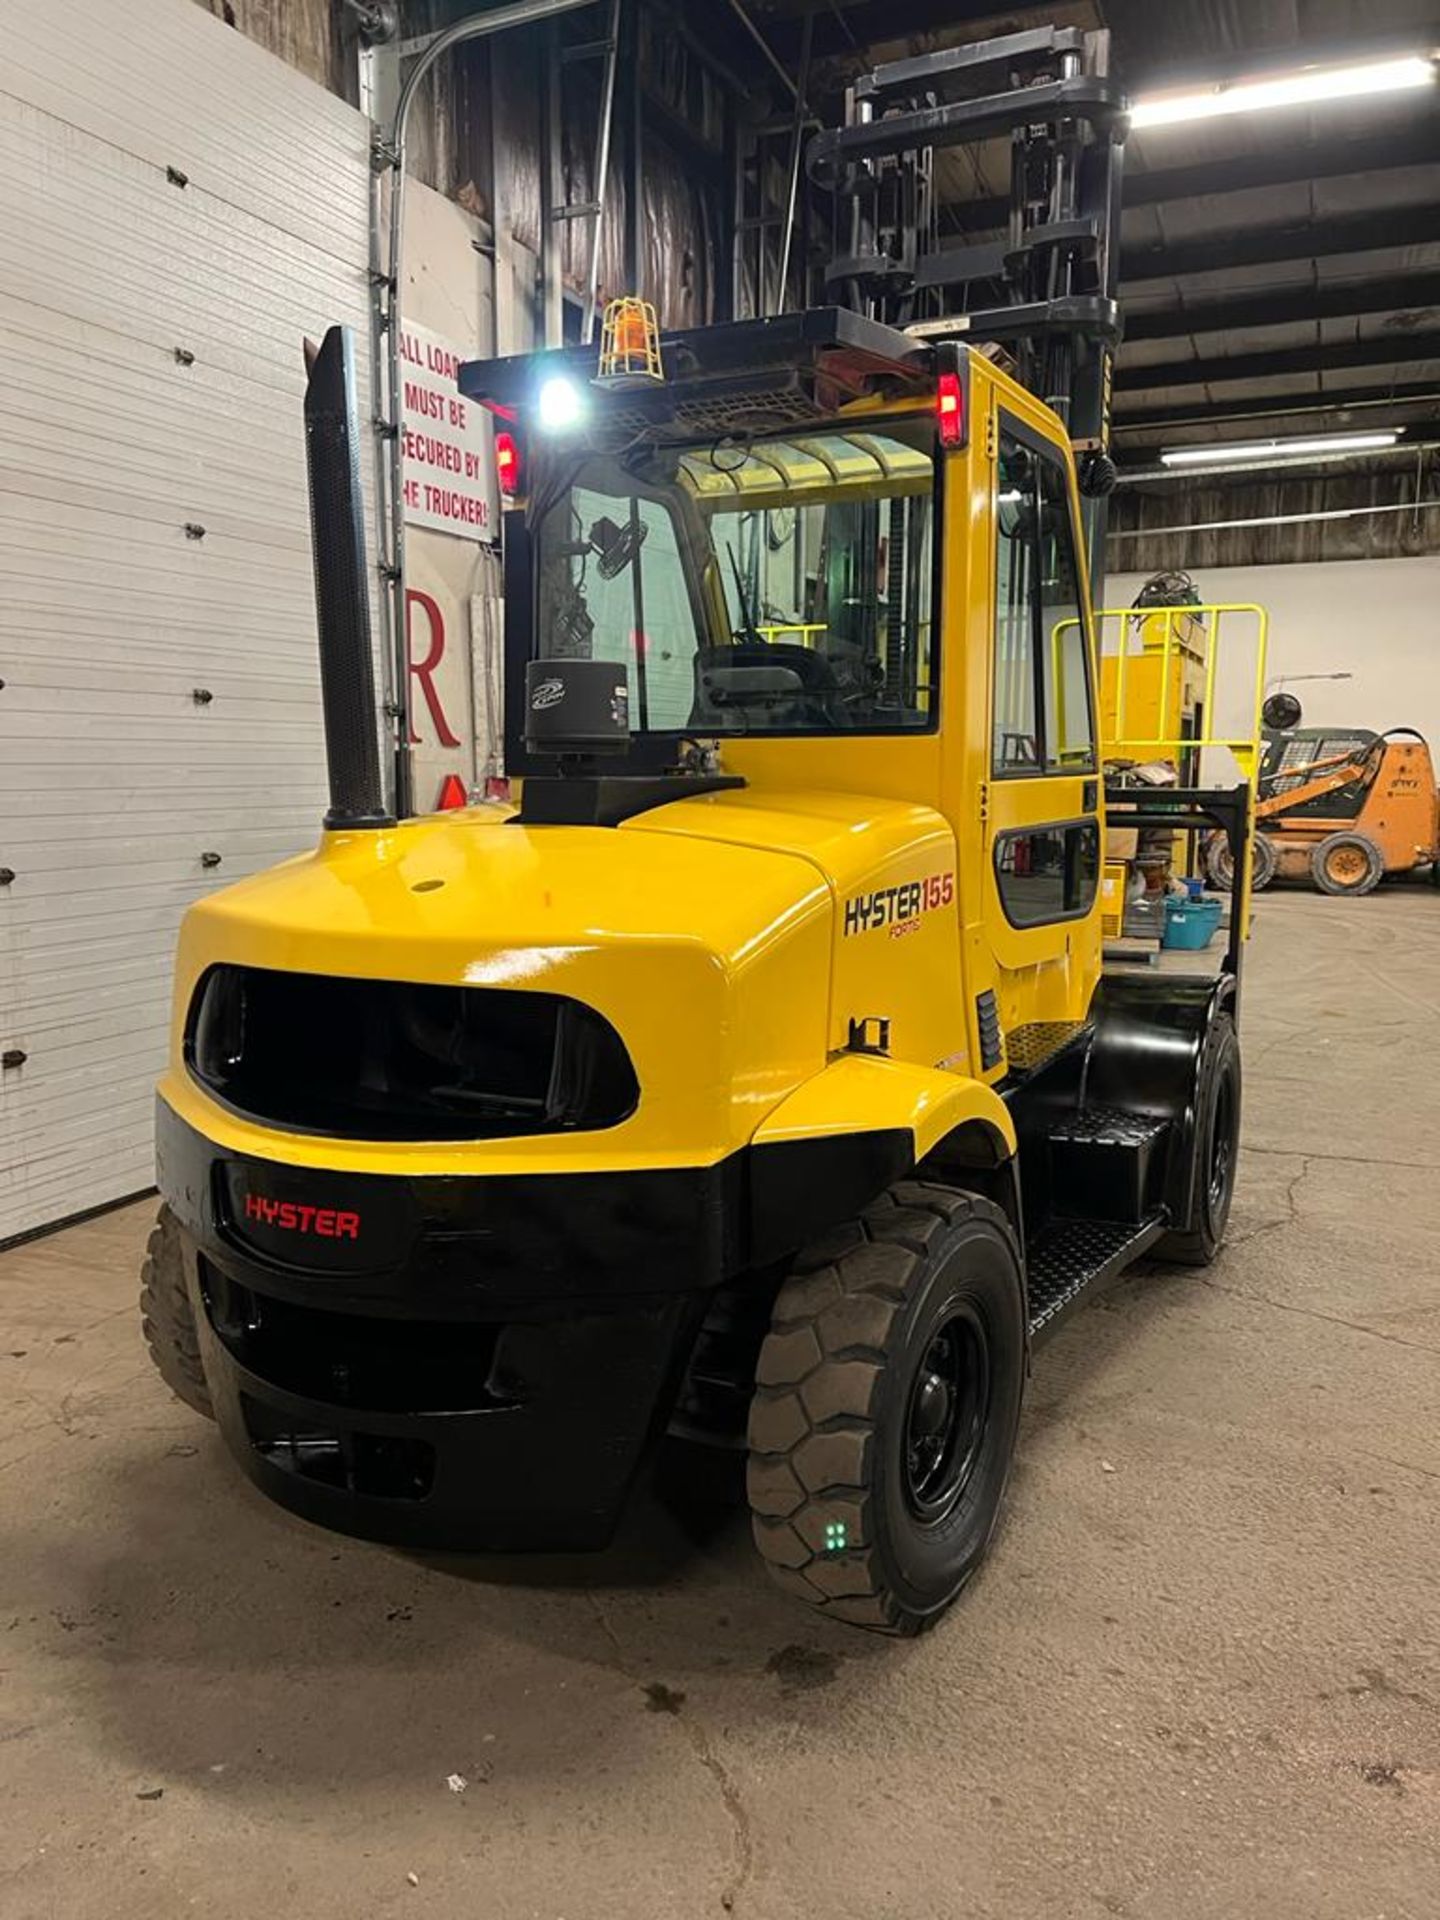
0, 0, 374, 1241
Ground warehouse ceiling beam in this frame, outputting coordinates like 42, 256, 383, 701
1108, 496, 1440, 543
1116, 330, 1440, 394
1123, 272, 1440, 344
755, 0, 1043, 63
1114, 382, 1440, 436
917, 203, 1440, 297
944, 119, 1440, 238
1121, 202, 1440, 284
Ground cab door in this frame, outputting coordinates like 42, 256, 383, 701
979, 408, 1103, 1064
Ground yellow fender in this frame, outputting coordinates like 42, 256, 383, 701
753, 1052, 1015, 1164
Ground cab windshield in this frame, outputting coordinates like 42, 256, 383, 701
532, 424, 937, 735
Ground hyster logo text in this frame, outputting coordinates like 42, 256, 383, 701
844, 871, 955, 938
243, 1193, 361, 1240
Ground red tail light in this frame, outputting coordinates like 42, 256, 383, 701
495, 430, 521, 496
436, 773, 469, 810
936, 371, 965, 448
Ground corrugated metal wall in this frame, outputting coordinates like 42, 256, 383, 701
0, 0, 374, 1241
486, 11, 727, 334
1107, 460, 1440, 575
192, 0, 350, 98
207, 0, 730, 334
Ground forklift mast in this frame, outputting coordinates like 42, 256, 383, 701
808, 26, 1125, 545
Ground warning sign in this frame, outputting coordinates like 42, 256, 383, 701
399, 321, 498, 541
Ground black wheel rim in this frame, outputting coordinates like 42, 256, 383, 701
903, 1306, 990, 1524
1208, 1068, 1236, 1214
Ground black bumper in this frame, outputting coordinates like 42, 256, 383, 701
156, 1100, 723, 1551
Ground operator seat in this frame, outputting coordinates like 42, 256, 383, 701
690, 642, 853, 730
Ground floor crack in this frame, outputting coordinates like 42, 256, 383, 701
1197, 1274, 1440, 1357
683, 1713, 754, 1913
587, 1595, 754, 1912
1355, 1447, 1440, 1486
1229, 1154, 1311, 1248
1242, 1143, 1440, 1173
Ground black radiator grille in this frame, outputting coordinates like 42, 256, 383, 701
186, 964, 638, 1141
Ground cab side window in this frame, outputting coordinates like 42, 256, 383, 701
991, 423, 1096, 776
993, 438, 1040, 772
1037, 453, 1095, 771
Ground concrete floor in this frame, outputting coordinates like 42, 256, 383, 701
2, 889, 1438, 1920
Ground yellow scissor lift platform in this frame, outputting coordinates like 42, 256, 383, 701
1089, 602, 1269, 977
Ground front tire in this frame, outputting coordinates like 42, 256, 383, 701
1311, 831, 1383, 896
746, 1184, 1025, 1635
139, 1206, 213, 1419
1157, 1013, 1241, 1266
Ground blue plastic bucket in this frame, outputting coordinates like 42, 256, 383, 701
1162, 895, 1222, 951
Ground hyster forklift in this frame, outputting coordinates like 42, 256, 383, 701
140, 29, 1256, 1632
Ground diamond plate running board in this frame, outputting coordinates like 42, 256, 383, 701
1026, 1213, 1167, 1342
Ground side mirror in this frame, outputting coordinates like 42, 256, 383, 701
1077, 450, 1118, 498
1262, 692, 1303, 732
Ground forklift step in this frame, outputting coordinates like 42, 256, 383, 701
1048, 1105, 1170, 1224
1026, 1212, 1167, 1340
1003, 1018, 1089, 1078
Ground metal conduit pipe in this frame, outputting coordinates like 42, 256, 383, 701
773, 7, 813, 316
724, 0, 802, 103
581, 0, 623, 344
370, 0, 599, 817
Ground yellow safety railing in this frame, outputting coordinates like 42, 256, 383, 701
1079, 602, 1270, 943
1090, 601, 1269, 781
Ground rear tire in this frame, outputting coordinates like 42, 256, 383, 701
1157, 1013, 1241, 1267
1311, 831, 1383, 896
139, 1206, 213, 1419
746, 1184, 1025, 1635
1206, 831, 1275, 893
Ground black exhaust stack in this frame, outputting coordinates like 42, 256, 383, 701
303, 325, 394, 830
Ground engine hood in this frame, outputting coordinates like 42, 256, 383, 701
163, 786, 962, 1173
179, 786, 953, 967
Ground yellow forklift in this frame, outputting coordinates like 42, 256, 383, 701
140, 29, 1257, 1632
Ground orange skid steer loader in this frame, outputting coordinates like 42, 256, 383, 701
1207, 702, 1440, 897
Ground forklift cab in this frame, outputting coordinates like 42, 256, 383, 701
465, 309, 1106, 1083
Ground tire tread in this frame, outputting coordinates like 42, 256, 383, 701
138, 1206, 213, 1420
747, 1181, 1012, 1636
1156, 1014, 1241, 1266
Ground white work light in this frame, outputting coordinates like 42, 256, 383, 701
537, 375, 586, 432
1131, 54, 1435, 129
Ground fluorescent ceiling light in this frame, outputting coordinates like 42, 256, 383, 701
1159, 431, 1401, 467
1131, 55, 1435, 129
